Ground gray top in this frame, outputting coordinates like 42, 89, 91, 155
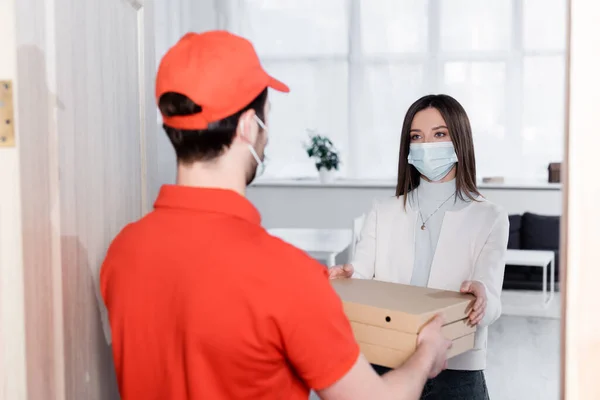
408, 178, 470, 287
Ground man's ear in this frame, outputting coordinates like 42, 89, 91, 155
237, 109, 258, 141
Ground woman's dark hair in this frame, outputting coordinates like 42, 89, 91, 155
395, 94, 481, 206
158, 88, 268, 164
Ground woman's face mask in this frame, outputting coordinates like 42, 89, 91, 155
407, 141, 458, 182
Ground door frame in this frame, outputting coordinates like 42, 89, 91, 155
561, 0, 600, 399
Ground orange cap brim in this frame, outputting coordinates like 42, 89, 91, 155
268, 76, 290, 93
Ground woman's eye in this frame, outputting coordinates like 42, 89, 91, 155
434, 131, 447, 137
411, 134, 422, 141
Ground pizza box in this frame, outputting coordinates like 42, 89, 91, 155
331, 278, 476, 368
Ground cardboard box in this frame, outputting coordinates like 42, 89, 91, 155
332, 278, 476, 368
548, 162, 561, 183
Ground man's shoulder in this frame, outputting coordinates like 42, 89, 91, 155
104, 213, 157, 259
262, 232, 328, 266
255, 231, 331, 282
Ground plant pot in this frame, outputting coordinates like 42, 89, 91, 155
318, 168, 336, 184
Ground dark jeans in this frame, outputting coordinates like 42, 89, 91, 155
372, 365, 490, 400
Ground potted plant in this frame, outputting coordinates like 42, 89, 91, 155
305, 131, 340, 184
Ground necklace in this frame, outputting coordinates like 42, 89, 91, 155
416, 189, 456, 230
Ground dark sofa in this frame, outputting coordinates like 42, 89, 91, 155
503, 213, 561, 291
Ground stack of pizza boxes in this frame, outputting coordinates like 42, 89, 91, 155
332, 279, 476, 368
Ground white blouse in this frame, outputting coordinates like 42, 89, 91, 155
408, 179, 470, 287
352, 192, 509, 371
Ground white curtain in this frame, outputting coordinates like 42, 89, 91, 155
154, 0, 567, 182
154, 0, 232, 67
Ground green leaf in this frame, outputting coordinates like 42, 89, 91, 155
305, 133, 340, 168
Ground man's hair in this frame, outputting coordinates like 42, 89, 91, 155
158, 88, 268, 164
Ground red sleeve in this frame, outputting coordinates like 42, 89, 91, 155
279, 258, 360, 391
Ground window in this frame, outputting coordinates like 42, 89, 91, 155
158, 0, 568, 181
228, 0, 352, 177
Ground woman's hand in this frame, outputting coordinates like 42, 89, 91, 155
460, 281, 487, 327
329, 264, 354, 279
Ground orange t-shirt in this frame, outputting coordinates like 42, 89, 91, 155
100, 185, 360, 399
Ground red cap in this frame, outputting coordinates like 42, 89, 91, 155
156, 31, 289, 130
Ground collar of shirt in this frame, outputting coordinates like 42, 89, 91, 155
418, 178, 457, 202
154, 184, 261, 226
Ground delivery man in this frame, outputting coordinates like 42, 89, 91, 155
100, 30, 451, 400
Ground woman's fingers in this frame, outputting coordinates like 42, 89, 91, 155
460, 281, 471, 293
341, 264, 354, 277
472, 295, 485, 312
468, 302, 486, 326
329, 265, 353, 279
328, 267, 343, 279
471, 313, 483, 326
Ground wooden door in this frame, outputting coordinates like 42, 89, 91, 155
55, 1, 157, 398
13, 0, 158, 398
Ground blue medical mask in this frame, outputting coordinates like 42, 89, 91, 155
407, 142, 458, 182
243, 115, 268, 179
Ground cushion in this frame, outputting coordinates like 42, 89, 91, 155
521, 212, 560, 251
507, 215, 522, 249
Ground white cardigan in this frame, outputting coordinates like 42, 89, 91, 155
352, 195, 509, 370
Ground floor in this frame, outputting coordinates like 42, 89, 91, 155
486, 290, 561, 399
310, 290, 561, 400
486, 315, 560, 399
501, 289, 561, 319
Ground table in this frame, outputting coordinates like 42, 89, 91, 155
505, 249, 556, 307
267, 228, 353, 267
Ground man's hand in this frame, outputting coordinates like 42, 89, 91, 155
319, 315, 451, 400
460, 281, 487, 327
329, 264, 354, 279
416, 314, 452, 378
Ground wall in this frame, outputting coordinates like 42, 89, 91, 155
247, 181, 562, 229
0, 0, 28, 398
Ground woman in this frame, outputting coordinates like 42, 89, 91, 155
330, 94, 508, 400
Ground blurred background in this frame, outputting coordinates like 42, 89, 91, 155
154, 3, 567, 399
3, 1, 586, 399
155, 0, 567, 183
